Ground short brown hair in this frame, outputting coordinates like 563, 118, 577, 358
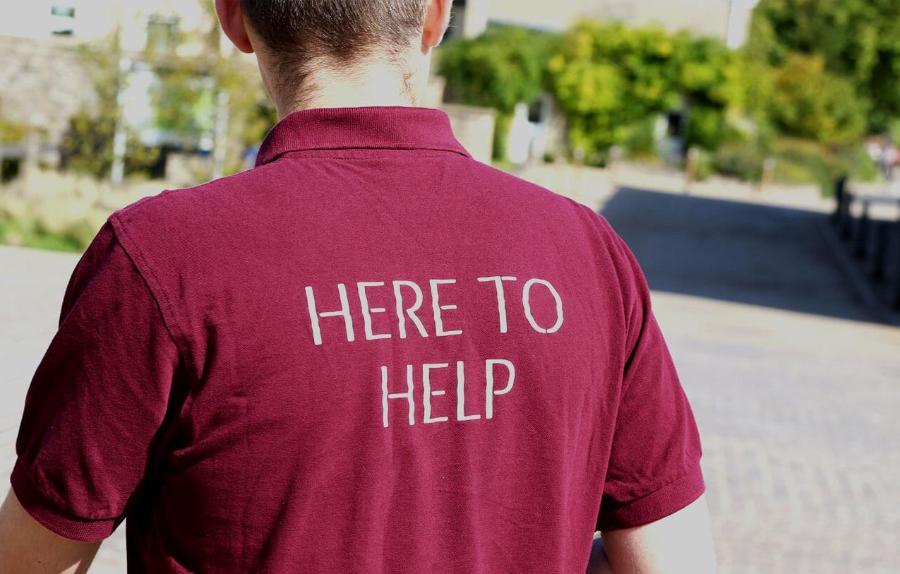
241, 0, 429, 104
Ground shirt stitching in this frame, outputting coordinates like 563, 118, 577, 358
18, 459, 122, 521
108, 210, 194, 381
260, 146, 471, 165
605, 463, 703, 511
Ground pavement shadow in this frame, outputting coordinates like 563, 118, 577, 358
599, 187, 878, 324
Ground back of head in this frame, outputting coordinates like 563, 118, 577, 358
240, 0, 430, 108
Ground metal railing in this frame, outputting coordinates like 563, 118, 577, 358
831, 177, 900, 309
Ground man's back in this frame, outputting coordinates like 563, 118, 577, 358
9, 106, 704, 572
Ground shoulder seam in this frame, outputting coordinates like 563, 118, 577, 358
107, 211, 195, 381
572, 202, 640, 388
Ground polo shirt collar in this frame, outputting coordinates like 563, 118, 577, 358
255, 105, 472, 167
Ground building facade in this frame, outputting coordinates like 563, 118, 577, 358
0, 0, 211, 51
455, 0, 759, 48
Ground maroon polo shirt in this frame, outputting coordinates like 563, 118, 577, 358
11, 106, 704, 573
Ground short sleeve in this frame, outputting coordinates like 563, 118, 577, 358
595, 217, 705, 531
10, 217, 183, 542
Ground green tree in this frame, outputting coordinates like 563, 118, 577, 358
675, 36, 745, 150
145, 1, 273, 172
58, 33, 159, 179
438, 26, 558, 113
768, 53, 868, 144
747, 0, 900, 131
548, 22, 680, 158
150, 67, 215, 145
547, 21, 742, 158
437, 26, 559, 159
59, 108, 160, 179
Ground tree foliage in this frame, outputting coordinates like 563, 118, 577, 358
676, 36, 746, 150
437, 26, 559, 114
547, 21, 743, 158
151, 67, 215, 144
58, 34, 159, 179
145, 0, 272, 158
59, 108, 160, 179
437, 26, 559, 159
769, 53, 868, 144
747, 0, 900, 131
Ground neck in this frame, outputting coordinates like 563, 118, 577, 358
272, 55, 431, 119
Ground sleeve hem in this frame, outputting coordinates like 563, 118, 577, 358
597, 464, 706, 531
10, 459, 119, 543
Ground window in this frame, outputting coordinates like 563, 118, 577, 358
50, 5, 75, 18
50, 4, 76, 36
145, 14, 180, 55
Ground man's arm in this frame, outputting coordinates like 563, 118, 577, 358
3, 219, 181, 571
597, 494, 717, 574
0, 490, 100, 574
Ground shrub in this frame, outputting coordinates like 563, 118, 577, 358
59, 108, 160, 180
713, 143, 765, 181
621, 117, 658, 160
769, 54, 868, 145
0, 117, 27, 144
0, 194, 108, 252
438, 26, 559, 114
771, 138, 879, 195
438, 26, 559, 161
548, 21, 742, 156
691, 149, 714, 181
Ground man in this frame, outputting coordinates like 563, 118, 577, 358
0, 1, 716, 572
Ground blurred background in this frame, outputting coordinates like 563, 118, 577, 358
1, 1, 899, 572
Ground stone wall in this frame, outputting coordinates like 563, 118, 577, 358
0, 36, 96, 145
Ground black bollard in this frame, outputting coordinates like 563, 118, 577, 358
831, 176, 847, 227
893, 220, 900, 310
867, 220, 887, 282
853, 200, 870, 259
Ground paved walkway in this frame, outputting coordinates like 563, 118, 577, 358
1, 183, 898, 573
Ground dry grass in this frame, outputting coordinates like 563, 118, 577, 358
0, 170, 167, 252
